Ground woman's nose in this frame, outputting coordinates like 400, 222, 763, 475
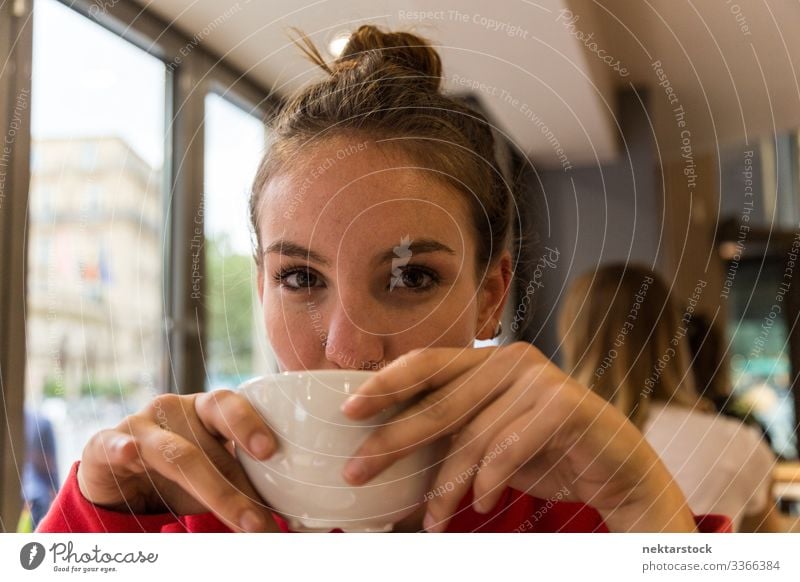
323, 299, 385, 369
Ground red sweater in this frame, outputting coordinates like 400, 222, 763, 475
37, 461, 732, 533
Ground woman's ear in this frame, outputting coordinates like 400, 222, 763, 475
475, 249, 513, 340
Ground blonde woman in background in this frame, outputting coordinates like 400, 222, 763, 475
558, 263, 788, 532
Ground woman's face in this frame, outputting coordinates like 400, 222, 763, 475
256, 136, 512, 371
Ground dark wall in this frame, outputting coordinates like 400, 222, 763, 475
718, 142, 765, 226
517, 88, 664, 362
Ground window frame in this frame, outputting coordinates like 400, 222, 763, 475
0, 0, 34, 533
0, 0, 279, 529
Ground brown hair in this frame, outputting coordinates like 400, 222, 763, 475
686, 314, 731, 402
248, 24, 514, 279
558, 264, 710, 429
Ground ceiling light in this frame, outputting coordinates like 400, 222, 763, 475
328, 32, 351, 58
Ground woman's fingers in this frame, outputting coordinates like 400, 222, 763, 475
194, 390, 276, 460
342, 358, 514, 485
422, 373, 539, 532
78, 429, 149, 512
424, 360, 583, 532
342, 343, 543, 419
471, 392, 577, 516
422, 424, 502, 533
342, 343, 542, 485
92, 429, 147, 474
79, 392, 282, 531
340, 346, 488, 419
126, 416, 279, 532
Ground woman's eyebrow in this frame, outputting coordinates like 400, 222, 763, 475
374, 238, 456, 265
265, 240, 331, 266
265, 238, 456, 267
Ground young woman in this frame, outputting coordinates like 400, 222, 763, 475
37, 26, 730, 534
558, 264, 780, 532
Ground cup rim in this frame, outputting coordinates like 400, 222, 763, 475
276, 369, 378, 379
237, 369, 378, 393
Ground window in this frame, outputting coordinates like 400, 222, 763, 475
22, 0, 168, 525
727, 257, 799, 460
80, 142, 98, 171
203, 92, 274, 391
84, 183, 102, 215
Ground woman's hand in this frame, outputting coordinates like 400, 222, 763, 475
339, 342, 697, 533
77, 390, 280, 532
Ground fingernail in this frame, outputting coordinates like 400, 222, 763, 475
472, 499, 488, 514
249, 433, 273, 459
423, 511, 441, 532
343, 459, 367, 484
341, 395, 363, 415
240, 509, 264, 532
114, 435, 131, 452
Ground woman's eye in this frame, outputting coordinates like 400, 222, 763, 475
274, 267, 322, 291
389, 266, 439, 292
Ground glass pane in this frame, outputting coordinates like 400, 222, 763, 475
22, 0, 167, 530
203, 93, 273, 391
728, 258, 798, 460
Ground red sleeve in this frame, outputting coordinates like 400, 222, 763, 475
534, 496, 733, 533
693, 513, 733, 533
35, 461, 182, 533
37, 462, 733, 534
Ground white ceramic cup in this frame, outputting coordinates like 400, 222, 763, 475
236, 370, 448, 532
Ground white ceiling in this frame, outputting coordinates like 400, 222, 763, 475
587, 0, 800, 161
142, 0, 800, 168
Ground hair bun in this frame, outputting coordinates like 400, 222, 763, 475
334, 25, 442, 92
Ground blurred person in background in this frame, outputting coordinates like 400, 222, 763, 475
558, 263, 790, 532
19, 408, 59, 531
685, 314, 773, 449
